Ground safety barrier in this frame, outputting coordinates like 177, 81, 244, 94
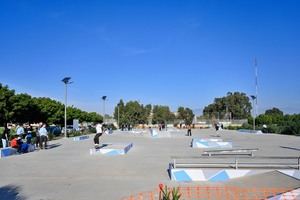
122, 185, 300, 200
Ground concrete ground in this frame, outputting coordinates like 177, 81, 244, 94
0, 128, 300, 200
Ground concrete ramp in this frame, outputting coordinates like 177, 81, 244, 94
192, 138, 232, 149
170, 168, 300, 183
0, 147, 17, 158
90, 143, 133, 156
73, 135, 89, 141
149, 129, 171, 138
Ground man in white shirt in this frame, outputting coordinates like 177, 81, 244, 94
94, 123, 103, 147
16, 124, 24, 138
39, 124, 48, 149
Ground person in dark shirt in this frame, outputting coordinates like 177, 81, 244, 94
1, 126, 10, 148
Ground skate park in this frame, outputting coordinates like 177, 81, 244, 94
0, 128, 300, 199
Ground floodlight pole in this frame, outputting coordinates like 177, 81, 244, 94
65, 84, 67, 137
102, 96, 107, 124
250, 95, 257, 131
118, 105, 120, 128
62, 77, 72, 138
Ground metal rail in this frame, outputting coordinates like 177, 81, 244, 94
171, 156, 300, 170
202, 148, 259, 157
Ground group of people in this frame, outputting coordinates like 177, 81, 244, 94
1, 123, 49, 153
120, 124, 132, 131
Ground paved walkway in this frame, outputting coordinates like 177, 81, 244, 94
0, 129, 300, 199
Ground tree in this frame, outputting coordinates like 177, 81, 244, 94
177, 107, 195, 125
114, 99, 126, 126
0, 84, 15, 126
32, 97, 65, 124
152, 105, 175, 124
265, 107, 284, 116
114, 100, 152, 126
86, 112, 103, 123
10, 93, 39, 123
203, 92, 252, 119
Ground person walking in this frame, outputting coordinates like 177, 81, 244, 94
93, 122, 103, 147
1, 126, 10, 148
39, 124, 48, 149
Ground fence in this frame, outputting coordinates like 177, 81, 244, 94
122, 186, 300, 200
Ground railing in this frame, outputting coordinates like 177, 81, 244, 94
202, 148, 259, 157
122, 186, 300, 200
171, 156, 300, 170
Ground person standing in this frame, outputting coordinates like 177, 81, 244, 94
187, 124, 192, 136
39, 124, 48, 149
93, 123, 103, 147
16, 124, 25, 139
35, 125, 41, 148
1, 126, 10, 148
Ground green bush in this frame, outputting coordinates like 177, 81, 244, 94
225, 125, 239, 130
279, 122, 300, 135
88, 127, 96, 133
68, 130, 82, 137
261, 124, 279, 133
48, 132, 54, 140
241, 123, 253, 130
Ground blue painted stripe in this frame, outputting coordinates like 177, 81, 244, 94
173, 170, 192, 182
105, 150, 122, 156
209, 170, 229, 182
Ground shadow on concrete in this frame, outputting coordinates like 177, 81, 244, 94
46, 143, 62, 149
95, 144, 111, 149
280, 146, 300, 152
210, 135, 221, 138
0, 185, 26, 200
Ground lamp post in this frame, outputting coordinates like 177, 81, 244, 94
102, 96, 107, 124
118, 105, 120, 128
250, 95, 257, 131
62, 77, 72, 138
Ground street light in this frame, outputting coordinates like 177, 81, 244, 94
250, 95, 257, 131
117, 104, 120, 128
102, 96, 107, 124
62, 77, 73, 137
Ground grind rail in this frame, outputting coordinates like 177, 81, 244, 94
171, 156, 300, 170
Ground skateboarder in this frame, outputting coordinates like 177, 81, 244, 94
93, 123, 103, 147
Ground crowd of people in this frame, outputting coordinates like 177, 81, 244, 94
1, 123, 49, 153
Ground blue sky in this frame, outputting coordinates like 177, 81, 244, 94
0, 0, 300, 115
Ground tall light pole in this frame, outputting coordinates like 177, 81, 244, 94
250, 95, 257, 131
62, 77, 72, 137
102, 96, 107, 124
118, 105, 120, 128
